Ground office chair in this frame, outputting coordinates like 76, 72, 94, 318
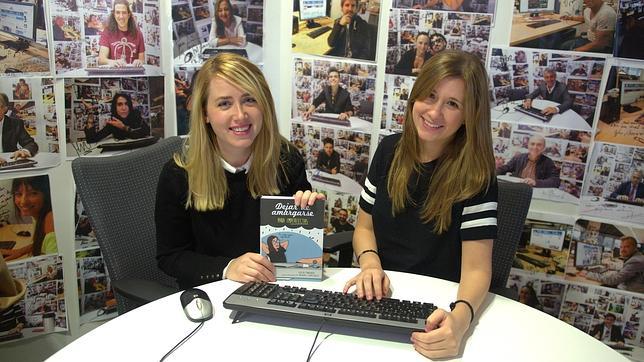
324, 181, 532, 300
72, 136, 183, 314
490, 181, 532, 298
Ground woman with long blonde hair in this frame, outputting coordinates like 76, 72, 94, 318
156, 53, 321, 288
343, 50, 497, 359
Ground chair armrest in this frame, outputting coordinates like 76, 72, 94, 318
113, 279, 179, 304
323, 231, 353, 253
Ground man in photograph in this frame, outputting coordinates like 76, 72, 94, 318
610, 170, 644, 204
0, 93, 38, 159
327, 0, 376, 60
589, 313, 625, 345
581, 236, 644, 293
317, 137, 341, 174
496, 134, 560, 188
331, 208, 355, 233
522, 68, 573, 116
561, 0, 617, 53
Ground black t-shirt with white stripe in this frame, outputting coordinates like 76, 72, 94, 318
359, 134, 497, 283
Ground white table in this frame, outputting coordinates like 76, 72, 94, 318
0, 152, 61, 174
491, 100, 591, 132
307, 169, 363, 195
293, 115, 373, 133
174, 42, 263, 67
59, 64, 162, 78
47, 268, 627, 362
580, 195, 644, 226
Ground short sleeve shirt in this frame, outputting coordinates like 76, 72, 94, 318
359, 134, 498, 282
584, 3, 617, 43
99, 28, 145, 63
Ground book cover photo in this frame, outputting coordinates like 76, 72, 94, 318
260, 196, 324, 280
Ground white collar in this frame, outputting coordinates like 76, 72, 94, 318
221, 155, 252, 174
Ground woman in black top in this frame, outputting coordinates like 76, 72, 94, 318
84, 92, 149, 143
156, 53, 322, 288
262, 235, 288, 263
393, 32, 431, 76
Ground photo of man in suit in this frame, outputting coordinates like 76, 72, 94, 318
610, 170, 644, 205
0, 93, 38, 160
496, 134, 560, 188
327, 0, 376, 61
589, 313, 625, 345
522, 68, 573, 116
580, 236, 644, 293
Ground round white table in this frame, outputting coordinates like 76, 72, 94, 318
47, 268, 626, 361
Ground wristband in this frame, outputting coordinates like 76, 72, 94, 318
356, 249, 378, 264
450, 299, 474, 324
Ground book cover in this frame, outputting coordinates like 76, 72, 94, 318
260, 196, 324, 280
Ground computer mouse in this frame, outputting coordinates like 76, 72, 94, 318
16, 231, 30, 237
180, 288, 213, 323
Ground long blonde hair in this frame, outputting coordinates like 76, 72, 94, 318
175, 53, 284, 211
387, 50, 494, 233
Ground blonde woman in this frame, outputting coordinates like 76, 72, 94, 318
343, 50, 497, 359
156, 53, 321, 288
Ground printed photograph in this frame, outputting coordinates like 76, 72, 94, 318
292, 0, 381, 62
64, 76, 165, 157
0, 78, 61, 173
173, 0, 264, 67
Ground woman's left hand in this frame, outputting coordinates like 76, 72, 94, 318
410, 308, 468, 359
293, 190, 325, 208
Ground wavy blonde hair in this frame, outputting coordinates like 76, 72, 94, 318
175, 53, 284, 211
387, 50, 495, 233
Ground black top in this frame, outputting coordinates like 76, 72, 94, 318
393, 48, 431, 76
155, 143, 311, 288
267, 246, 287, 263
360, 134, 498, 282
317, 150, 341, 173
312, 86, 353, 115
84, 111, 149, 143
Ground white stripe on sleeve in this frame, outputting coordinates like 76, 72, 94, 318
461, 217, 497, 229
462, 202, 497, 215
360, 189, 375, 205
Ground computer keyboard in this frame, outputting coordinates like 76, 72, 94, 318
605, 197, 643, 206
307, 26, 331, 38
515, 105, 553, 122
309, 113, 351, 127
97, 136, 159, 152
526, 19, 560, 28
201, 48, 248, 59
0, 158, 37, 171
86, 66, 145, 76
311, 173, 342, 187
223, 281, 437, 335
515, 253, 550, 268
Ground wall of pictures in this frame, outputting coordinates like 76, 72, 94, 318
1, 1, 643, 360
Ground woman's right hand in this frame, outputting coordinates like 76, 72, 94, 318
343, 265, 390, 300
225, 252, 276, 283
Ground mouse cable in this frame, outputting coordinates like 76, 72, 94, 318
305, 318, 328, 362
160, 321, 204, 362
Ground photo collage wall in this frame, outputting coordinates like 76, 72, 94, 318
290, 0, 383, 236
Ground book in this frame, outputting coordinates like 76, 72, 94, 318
260, 196, 324, 280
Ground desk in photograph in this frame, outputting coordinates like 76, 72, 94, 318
48, 268, 627, 362
0, 223, 36, 260
491, 100, 591, 131
0, 152, 61, 174
174, 42, 263, 67
307, 169, 362, 195
293, 115, 373, 133
59, 64, 162, 78
510, 14, 582, 46
580, 196, 644, 225
292, 17, 334, 55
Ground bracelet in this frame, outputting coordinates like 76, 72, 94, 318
356, 249, 378, 264
449, 299, 474, 324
